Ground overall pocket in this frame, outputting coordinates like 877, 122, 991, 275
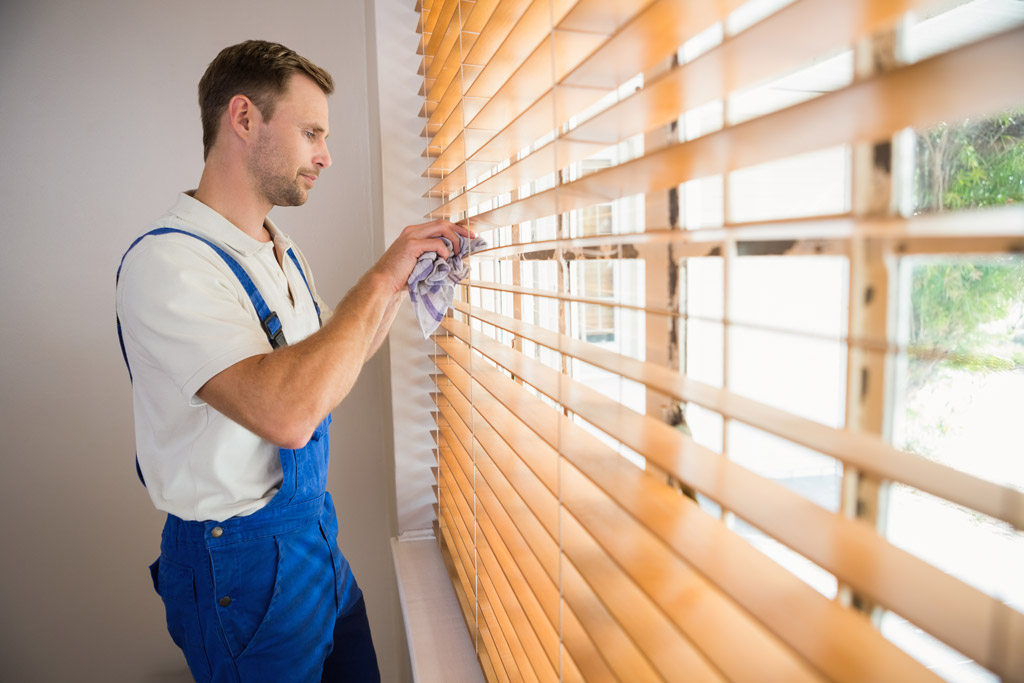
209, 536, 280, 659
231, 523, 338, 671
319, 518, 342, 613
154, 555, 212, 679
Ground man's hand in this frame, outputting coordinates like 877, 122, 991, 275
371, 219, 473, 294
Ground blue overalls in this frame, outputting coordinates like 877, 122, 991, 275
117, 229, 379, 682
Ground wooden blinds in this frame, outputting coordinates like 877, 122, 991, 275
415, 0, 1024, 680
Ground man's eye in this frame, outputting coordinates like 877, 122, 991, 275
304, 131, 315, 140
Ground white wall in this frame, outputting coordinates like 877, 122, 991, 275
0, 1, 410, 680
372, 0, 442, 535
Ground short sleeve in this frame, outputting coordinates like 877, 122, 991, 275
117, 235, 273, 401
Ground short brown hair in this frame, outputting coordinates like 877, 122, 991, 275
198, 40, 334, 159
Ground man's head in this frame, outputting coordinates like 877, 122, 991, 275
198, 40, 334, 160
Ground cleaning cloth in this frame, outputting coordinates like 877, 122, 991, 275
407, 234, 487, 337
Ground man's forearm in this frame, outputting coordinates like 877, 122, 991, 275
198, 269, 396, 448
364, 290, 405, 362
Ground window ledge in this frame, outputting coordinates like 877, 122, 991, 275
391, 532, 484, 683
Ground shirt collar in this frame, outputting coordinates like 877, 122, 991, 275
166, 192, 294, 257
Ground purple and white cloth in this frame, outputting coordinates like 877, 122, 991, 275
407, 234, 487, 338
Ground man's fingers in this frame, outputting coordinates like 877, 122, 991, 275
398, 219, 478, 261
419, 237, 449, 260
405, 218, 458, 233
405, 220, 474, 240
408, 222, 467, 255
404, 220, 442, 231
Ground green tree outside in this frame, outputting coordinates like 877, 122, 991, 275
906, 110, 1024, 399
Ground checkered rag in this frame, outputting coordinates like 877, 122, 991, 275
407, 234, 488, 338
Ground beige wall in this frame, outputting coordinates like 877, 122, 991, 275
372, 0, 441, 535
0, 1, 410, 680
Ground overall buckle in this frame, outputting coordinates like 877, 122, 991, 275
261, 311, 287, 348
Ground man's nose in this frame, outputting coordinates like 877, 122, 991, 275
316, 141, 332, 169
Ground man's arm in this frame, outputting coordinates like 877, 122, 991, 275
197, 219, 469, 448
364, 289, 406, 362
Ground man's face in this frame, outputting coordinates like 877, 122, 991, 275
248, 74, 331, 207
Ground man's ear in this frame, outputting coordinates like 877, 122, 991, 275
226, 94, 259, 143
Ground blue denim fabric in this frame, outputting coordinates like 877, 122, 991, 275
151, 419, 372, 682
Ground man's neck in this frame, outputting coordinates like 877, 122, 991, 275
193, 159, 273, 243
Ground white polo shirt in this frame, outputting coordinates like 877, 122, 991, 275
117, 192, 331, 522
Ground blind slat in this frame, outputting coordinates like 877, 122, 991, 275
559, 561, 669, 683
427, 0, 497, 82
442, 484, 516, 683
435, 375, 563, 597
436, 381, 561, 539
461, 271, 1020, 383
476, 608, 512, 683
477, 502, 561, 681
440, 413, 560, 579
464, 0, 580, 100
561, 511, 728, 683
427, 0, 737, 199
423, 0, 464, 58
441, 429, 557, 683
475, 499, 597, 683
561, 467, 826, 683
439, 453, 477, 562
461, 0, 534, 74
422, 0, 543, 135
428, 0, 943, 211
424, 0, 598, 174
422, 0, 533, 132
437, 482, 483, 653
436, 366, 669, 683
438, 375, 738, 683
441, 366, 827, 681
445, 459, 625, 683
463, 0, 503, 33
463, 25, 1024, 227
434, 333, 945, 682
424, 6, 466, 86
478, 535, 551, 683
438, 488, 478, 612
443, 457, 539, 683
439, 317, 1024, 678
437, 395, 598, 681
450, 298, 1024, 530
420, 0, 451, 47
464, 30, 606, 133
437, 519, 478, 631
471, 208, 1024, 259
424, 45, 465, 116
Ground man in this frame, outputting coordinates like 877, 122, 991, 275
116, 40, 468, 682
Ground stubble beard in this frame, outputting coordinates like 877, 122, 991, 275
249, 129, 308, 208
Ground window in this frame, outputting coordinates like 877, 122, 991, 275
417, 0, 1024, 680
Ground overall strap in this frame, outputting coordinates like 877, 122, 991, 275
116, 227, 293, 383
286, 248, 322, 325
116, 227, 300, 486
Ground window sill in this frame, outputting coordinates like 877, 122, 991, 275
391, 532, 484, 683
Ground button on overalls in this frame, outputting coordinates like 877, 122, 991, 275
118, 229, 374, 682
